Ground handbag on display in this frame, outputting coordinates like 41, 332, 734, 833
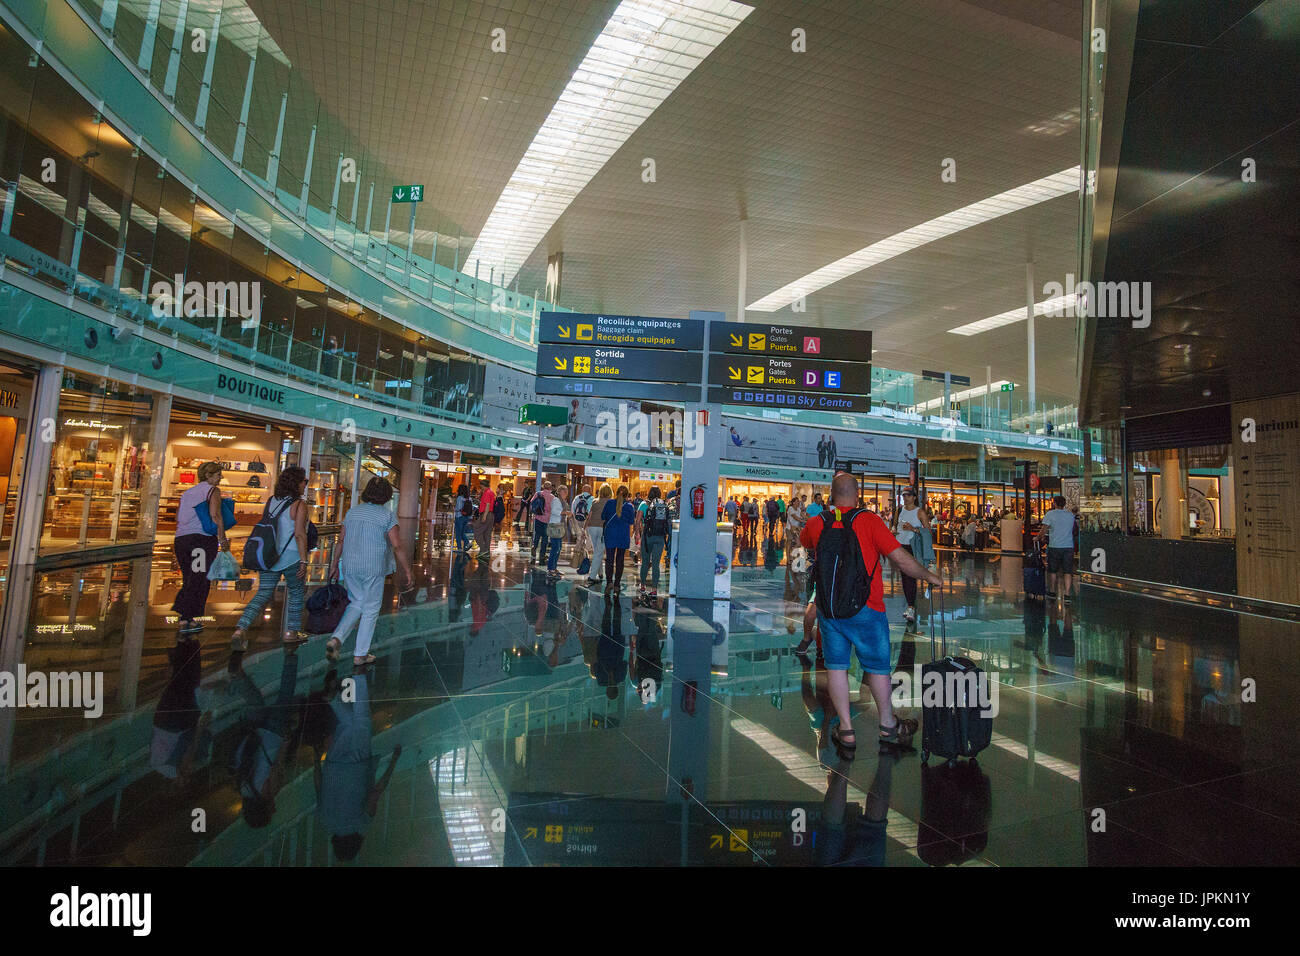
246, 474, 261, 488
247, 455, 267, 474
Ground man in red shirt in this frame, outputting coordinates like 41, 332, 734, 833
801, 473, 941, 756
475, 483, 497, 553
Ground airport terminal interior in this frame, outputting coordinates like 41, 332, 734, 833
0, 0, 1297, 870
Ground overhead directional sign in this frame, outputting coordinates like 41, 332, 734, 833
538, 343, 703, 384
922, 369, 972, 387
535, 377, 701, 403
539, 312, 704, 351
708, 355, 870, 395
709, 322, 872, 360
708, 386, 872, 413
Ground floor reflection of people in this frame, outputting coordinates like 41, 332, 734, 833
228, 646, 302, 829
629, 609, 664, 705
815, 754, 897, 867
595, 595, 628, 700
314, 671, 400, 863
150, 636, 212, 786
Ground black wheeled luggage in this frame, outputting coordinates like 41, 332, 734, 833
920, 574, 993, 765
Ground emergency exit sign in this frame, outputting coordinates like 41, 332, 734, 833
391, 184, 424, 202
1001, 383, 1014, 392
518, 403, 567, 426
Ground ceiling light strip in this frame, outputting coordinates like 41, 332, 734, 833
947, 294, 1077, 336
467, 0, 754, 285
748, 168, 1081, 312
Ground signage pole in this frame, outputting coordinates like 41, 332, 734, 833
676, 310, 725, 601
535, 423, 546, 494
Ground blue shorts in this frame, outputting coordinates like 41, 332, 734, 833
818, 604, 892, 674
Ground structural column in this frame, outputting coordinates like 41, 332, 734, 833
1026, 262, 1037, 414
119, 391, 173, 711
397, 443, 420, 561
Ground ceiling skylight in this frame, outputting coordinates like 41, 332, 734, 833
467, 0, 754, 285
748, 167, 1081, 312
947, 293, 1077, 336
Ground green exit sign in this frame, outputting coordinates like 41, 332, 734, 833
519, 403, 567, 426
391, 184, 424, 203
1000, 383, 1014, 392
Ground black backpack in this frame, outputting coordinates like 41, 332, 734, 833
813, 508, 878, 620
242, 496, 294, 571
646, 499, 670, 537
492, 495, 505, 523
531, 494, 547, 516
460, 496, 474, 517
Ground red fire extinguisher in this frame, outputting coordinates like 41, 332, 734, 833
690, 483, 706, 519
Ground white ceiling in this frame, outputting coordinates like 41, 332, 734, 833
249, 0, 1084, 400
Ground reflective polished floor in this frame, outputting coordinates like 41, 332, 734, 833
4, 529, 1298, 867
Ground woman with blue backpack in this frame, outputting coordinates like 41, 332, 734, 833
230, 466, 311, 651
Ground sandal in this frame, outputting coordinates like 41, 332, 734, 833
282, 630, 309, 646
353, 654, 376, 666
878, 716, 919, 744
831, 726, 857, 757
325, 638, 342, 662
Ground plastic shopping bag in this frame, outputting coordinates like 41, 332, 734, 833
207, 548, 241, 582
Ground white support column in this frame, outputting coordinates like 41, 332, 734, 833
1026, 261, 1037, 414
298, 125, 318, 217
162, 0, 190, 99
194, 5, 223, 129
736, 217, 748, 323
232, 41, 259, 165
266, 91, 288, 186
328, 153, 344, 234
137, 0, 163, 73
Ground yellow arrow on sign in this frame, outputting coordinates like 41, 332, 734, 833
729, 333, 742, 348
557, 324, 571, 338
728, 366, 741, 381
553, 357, 567, 371
709, 835, 723, 849
524, 827, 538, 839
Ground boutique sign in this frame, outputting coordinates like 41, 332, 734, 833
215, 372, 285, 406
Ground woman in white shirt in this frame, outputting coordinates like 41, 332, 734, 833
545, 485, 570, 579
891, 488, 931, 627
585, 483, 611, 585
231, 466, 311, 650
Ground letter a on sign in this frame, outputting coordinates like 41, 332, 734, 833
803, 337, 819, 353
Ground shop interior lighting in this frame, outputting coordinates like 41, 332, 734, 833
748, 168, 1080, 312
467, 0, 753, 285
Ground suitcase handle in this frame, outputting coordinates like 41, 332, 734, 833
928, 566, 948, 661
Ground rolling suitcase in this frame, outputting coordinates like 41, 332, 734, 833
917, 758, 992, 866
920, 575, 993, 766
1022, 541, 1046, 598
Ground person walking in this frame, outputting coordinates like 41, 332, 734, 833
636, 486, 670, 603
545, 484, 570, 579
801, 473, 942, 757
230, 466, 311, 651
475, 482, 496, 554
724, 495, 739, 526
890, 488, 931, 629
585, 483, 612, 586
325, 477, 415, 666
1037, 494, 1077, 601
452, 483, 474, 553
531, 480, 553, 563
172, 461, 230, 635
601, 485, 635, 592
